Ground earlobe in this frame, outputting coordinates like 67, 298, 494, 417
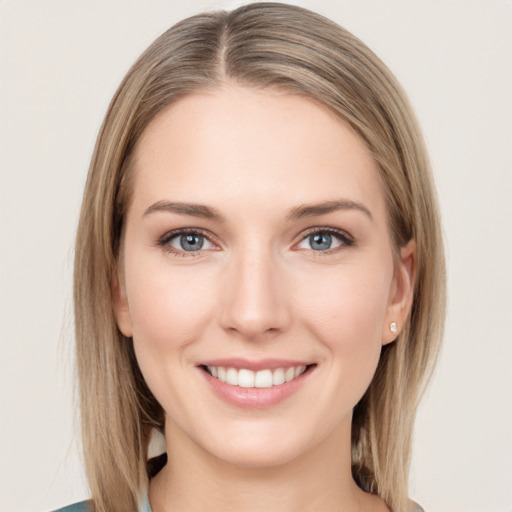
382, 239, 416, 345
112, 266, 133, 337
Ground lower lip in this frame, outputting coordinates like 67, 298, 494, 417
200, 366, 314, 409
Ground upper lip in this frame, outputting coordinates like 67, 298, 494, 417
197, 358, 314, 372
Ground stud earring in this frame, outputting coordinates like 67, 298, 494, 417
390, 321, 397, 334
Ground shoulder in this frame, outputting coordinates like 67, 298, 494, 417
51, 497, 152, 512
52, 500, 91, 512
409, 499, 425, 512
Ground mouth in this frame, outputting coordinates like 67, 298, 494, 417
201, 365, 315, 388
201, 364, 314, 388
197, 358, 317, 407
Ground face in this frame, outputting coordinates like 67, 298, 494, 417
115, 86, 414, 468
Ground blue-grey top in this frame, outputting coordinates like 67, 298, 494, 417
52, 495, 152, 512
53, 495, 424, 511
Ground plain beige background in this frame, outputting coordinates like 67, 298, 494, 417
1, 0, 511, 511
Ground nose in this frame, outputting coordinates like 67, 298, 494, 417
218, 245, 291, 341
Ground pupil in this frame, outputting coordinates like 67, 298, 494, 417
180, 234, 203, 251
310, 233, 331, 250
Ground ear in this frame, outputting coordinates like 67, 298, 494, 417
382, 239, 416, 345
112, 263, 133, 337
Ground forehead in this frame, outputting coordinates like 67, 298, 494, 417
129, 85, 386, 220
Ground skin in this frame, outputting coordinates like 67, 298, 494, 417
114, 85, 415, 512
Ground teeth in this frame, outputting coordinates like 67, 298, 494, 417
295, 365, 306, 378
226, 367, 239, 386
238, 369, 254, 388
284, 367, 295, 382
206, 365, 308, 388
255, 369, 273, 388
272, 368, 285, 385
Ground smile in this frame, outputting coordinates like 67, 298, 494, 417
204, 365, 308, 388
198, 359, 316, 408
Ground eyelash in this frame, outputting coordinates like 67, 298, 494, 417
297, 227, 355, 254
156, 228, 216, 257
156, 227, 355, 257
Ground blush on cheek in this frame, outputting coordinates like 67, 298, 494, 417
130, 265, 216, 370
306, 276, 388, 340
300, 273, 387, 399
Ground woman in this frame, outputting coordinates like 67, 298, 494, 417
56, 3, 445, 511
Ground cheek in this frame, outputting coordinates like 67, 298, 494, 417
302, 262, 390, 336
127, 259, 213, 344
124, 258, 218, 398
297, 263, 392, 393
125, 260, 220, 420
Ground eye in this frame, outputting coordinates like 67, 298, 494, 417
296, 229, 354, 252
158, 229, 216, 255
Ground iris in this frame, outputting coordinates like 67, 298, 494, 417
179, 234, 204, 251
309, 233, 332, 250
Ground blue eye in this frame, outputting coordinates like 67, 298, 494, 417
309, 232, 333, 250
297, 229, 353, 252
175, 233, 205, 251
159, 230, 215, 254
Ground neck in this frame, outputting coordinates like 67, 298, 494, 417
149, 416, 385, 512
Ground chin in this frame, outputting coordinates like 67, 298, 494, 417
193, 419, 327, 470
209, 440, 306, 469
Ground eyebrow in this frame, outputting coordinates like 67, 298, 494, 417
143, 201, 224, 221
143, 198, 372, 222
286, 199, 373, 221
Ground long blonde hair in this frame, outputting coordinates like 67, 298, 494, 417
74, 3, 445, 511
